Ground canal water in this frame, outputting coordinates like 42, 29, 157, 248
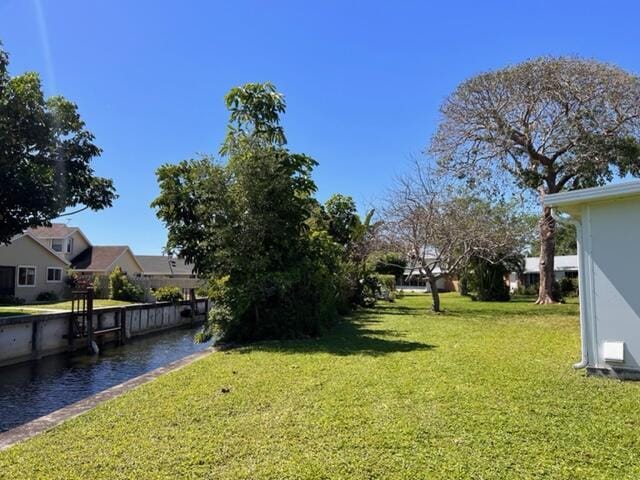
0, 325, 211, 432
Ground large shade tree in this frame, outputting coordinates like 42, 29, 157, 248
430, 57, 640, 304
0, 43, 116, 243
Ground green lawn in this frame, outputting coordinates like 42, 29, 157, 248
0, 299, 134, 316
2, 293, 640, 479
30, 298, 135, 310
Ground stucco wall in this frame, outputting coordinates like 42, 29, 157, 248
584, 196, 640, 371
0, 236, 68, 302
113, 250, 142, 275
64, 231, 91, 261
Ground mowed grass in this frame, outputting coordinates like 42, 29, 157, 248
29, 298, 135, 310
2, 293, 640, 479
0, 299, 134, 316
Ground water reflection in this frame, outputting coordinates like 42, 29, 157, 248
0, 326, 211, 432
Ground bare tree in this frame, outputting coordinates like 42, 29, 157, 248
381, 164, 530, 312
430, 57, 640, 304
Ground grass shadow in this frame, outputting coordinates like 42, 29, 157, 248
234, 306, 435, 357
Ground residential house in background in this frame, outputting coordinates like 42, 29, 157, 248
71, 246, 143, 277
134, 255, 200, 298
28, 225, 143, 278
399, 247, 456, 292
0, 223, 200, 303
27, 224, 91, 262
0, 232, 70, 301
508, 255, 579, 292
135, 255, 195, 279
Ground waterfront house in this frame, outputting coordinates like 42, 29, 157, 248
0, 224, 201, 303
0, 232, 70, 302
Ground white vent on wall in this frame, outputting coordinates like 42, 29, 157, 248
603, 341, 625, 363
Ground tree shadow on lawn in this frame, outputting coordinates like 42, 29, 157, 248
442, 302, 578, 319
235, 309, 435, 357
371, 304, 416, 316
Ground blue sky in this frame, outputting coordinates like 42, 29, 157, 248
1, 0, 639, 253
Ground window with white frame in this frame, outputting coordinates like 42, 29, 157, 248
47, 267, 63, 282
17, 266, 36, 287
66, 237, 74, 253
51, 239, 64, 252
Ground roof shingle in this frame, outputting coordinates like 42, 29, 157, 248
135, 255, 194, 276
72, 246, 129, 271
27, 223, 78, 238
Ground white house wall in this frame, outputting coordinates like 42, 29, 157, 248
584, 197, 640, 371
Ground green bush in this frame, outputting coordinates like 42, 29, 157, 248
552, 280, 563, 302
200, 231, 344, 343
195, 286, 209, 298
559, 276, 579, 297
516, 281, 564, 302
36, 291, 58, 302
375, 274, 396, 292
153, 286, 183, 303
371, 252, 407, 280
375, 274, 396, 302
516, 283, 540, 296
0, 295, 25, 305
467, 258, 510, 302
458, 273, 470, 296
92, 275, 109, 299
108, 267, 144, 302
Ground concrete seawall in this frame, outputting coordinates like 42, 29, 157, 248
0, 299, 209, 368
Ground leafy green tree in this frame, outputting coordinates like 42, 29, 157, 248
220, 81, 286, 155
108, 267, 144, 302
153, 83, 342, 342
371, 252, 407, 280
323, 195, 380, 307
431, 57, 640, 304
0, 43, 116, 243
465, 254, 523, 302
324, 194, 358, 247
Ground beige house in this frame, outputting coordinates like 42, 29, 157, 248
134, 255, 200, 297
0, 233, 70, 302
27, 224, 143, 278
0, 223, 198, 303
135, 255, 195, 279
27, 224, 91, 262
71, 246, 143, 277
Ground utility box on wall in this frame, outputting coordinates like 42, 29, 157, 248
546, 182, 640, 380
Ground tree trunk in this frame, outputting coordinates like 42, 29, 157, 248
536, 206, 557, 304
428, 277, 441, 312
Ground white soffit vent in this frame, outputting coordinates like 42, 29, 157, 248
603, 342, 625, 363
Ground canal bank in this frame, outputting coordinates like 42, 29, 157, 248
0, 298, 209, 367
0, 324, 215, 448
